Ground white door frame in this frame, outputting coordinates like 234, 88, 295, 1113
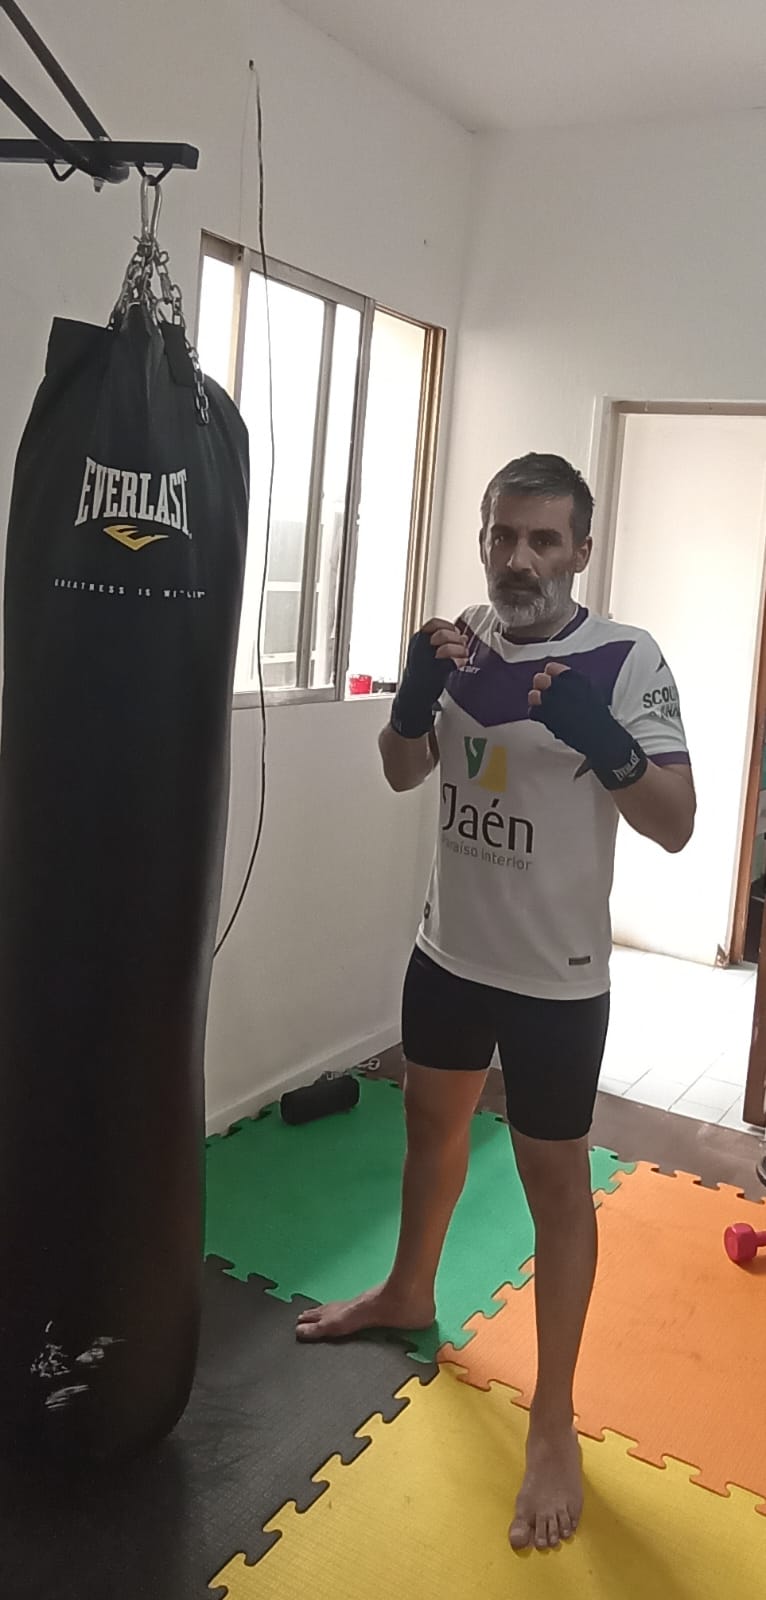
583, 398, 766, 616
585, 398, 766, 1123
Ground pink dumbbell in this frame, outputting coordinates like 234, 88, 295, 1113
724, 1222, 766, 1264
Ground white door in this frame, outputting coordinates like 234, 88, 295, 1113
603, 412, 766, 965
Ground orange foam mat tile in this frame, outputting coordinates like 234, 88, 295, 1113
210, 1366, 765, 1600
440, 1160, 766, 1510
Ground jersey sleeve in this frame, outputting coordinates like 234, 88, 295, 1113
611, 631, 690, 765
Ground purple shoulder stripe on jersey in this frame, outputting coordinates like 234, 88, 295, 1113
447, 630, 635, 730
651, 751, 691, 767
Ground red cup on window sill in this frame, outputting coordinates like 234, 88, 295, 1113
349, 674, 373, 696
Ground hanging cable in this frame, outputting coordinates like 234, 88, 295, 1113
215, 65, 272, 958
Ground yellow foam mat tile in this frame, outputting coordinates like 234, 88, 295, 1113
211, 1366, 765, 1599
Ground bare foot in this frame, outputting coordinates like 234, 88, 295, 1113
295, 1283, 435, 1342
509, 1414, 583, 1552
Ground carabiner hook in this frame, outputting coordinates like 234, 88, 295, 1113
139, 173, 163, 244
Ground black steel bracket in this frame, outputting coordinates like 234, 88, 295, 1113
0, 4, 198, 185
0, 138, 199, 184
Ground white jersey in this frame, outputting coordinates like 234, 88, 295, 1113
417, 604, 689, 1000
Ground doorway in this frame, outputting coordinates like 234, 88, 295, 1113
587, 401, 766, 1130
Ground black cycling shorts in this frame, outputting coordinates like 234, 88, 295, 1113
401, 946, 610, 1142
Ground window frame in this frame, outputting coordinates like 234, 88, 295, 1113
198, 232, 445, 708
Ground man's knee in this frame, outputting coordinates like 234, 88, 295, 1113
512, 1131, 592, 1215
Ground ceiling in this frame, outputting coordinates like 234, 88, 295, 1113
282, 0, 766, 133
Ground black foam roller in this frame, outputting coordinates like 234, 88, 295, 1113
280, 1074, 360, 1126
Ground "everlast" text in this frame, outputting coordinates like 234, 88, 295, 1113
75, 457, 190, 536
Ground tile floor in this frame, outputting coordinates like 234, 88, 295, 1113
602, 947, 760, 1131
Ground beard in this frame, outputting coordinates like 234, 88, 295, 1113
488, 569, 574, 633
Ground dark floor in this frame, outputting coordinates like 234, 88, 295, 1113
365, 1049, 766, 1202
1, 1258, 436, 1600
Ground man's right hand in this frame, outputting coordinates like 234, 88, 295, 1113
390, 618, 469, 739
421, 617, 470, 664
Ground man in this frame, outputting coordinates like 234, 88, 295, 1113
297, 453, 695, 1552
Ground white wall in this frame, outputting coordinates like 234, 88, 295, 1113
434, 112, 766, 965
436, 113, 766, 614
0, 0, 473, 1126
608, 414, 766, 965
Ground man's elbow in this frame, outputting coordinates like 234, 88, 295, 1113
383, 758, 429, 794
661, 808, 696, 854
384, 768, 413, 794
378, 726, 432, 793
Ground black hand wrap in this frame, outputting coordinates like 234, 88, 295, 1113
391, 630, 453, 739
530, 669, 648, 791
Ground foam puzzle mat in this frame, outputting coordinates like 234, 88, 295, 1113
205, 1076, 633, 1361
209, 1152, 766, 1598
440, 1161, 766, 1511
12, 1080, 763, 1597
211, 1364, 766, 1600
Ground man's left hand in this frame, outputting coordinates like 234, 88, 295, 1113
528, 662, 648, 792
528, 659, 570, 711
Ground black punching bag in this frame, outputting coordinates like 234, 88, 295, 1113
0, 283, 248, 1461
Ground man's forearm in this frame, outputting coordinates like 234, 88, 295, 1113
379, 723, 438, 793
613, 762, 695, 853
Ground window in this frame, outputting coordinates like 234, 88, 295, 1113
197, 236, 445, 703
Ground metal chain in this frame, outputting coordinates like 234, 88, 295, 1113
110, 177, 210, 425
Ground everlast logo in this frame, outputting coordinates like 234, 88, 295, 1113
612, 748, 643, 784
642, 684, 680, 720
75, 457, 190, 538
441, 782, 534, 873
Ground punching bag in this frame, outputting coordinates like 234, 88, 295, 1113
0, 221, 249, 1461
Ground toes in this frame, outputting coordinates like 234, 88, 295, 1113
295, 1309, 326, 1337
533, 1514, 566, 1550
514, 1509, 575, 1552
509, 1517, 533, 1551
295, 1321, 324, 1342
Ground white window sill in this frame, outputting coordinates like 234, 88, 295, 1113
233, 689, 395, 711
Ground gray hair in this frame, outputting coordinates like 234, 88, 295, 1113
480, 453, 594, 546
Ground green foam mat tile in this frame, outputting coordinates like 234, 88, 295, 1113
205, 1077, 634, 1363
